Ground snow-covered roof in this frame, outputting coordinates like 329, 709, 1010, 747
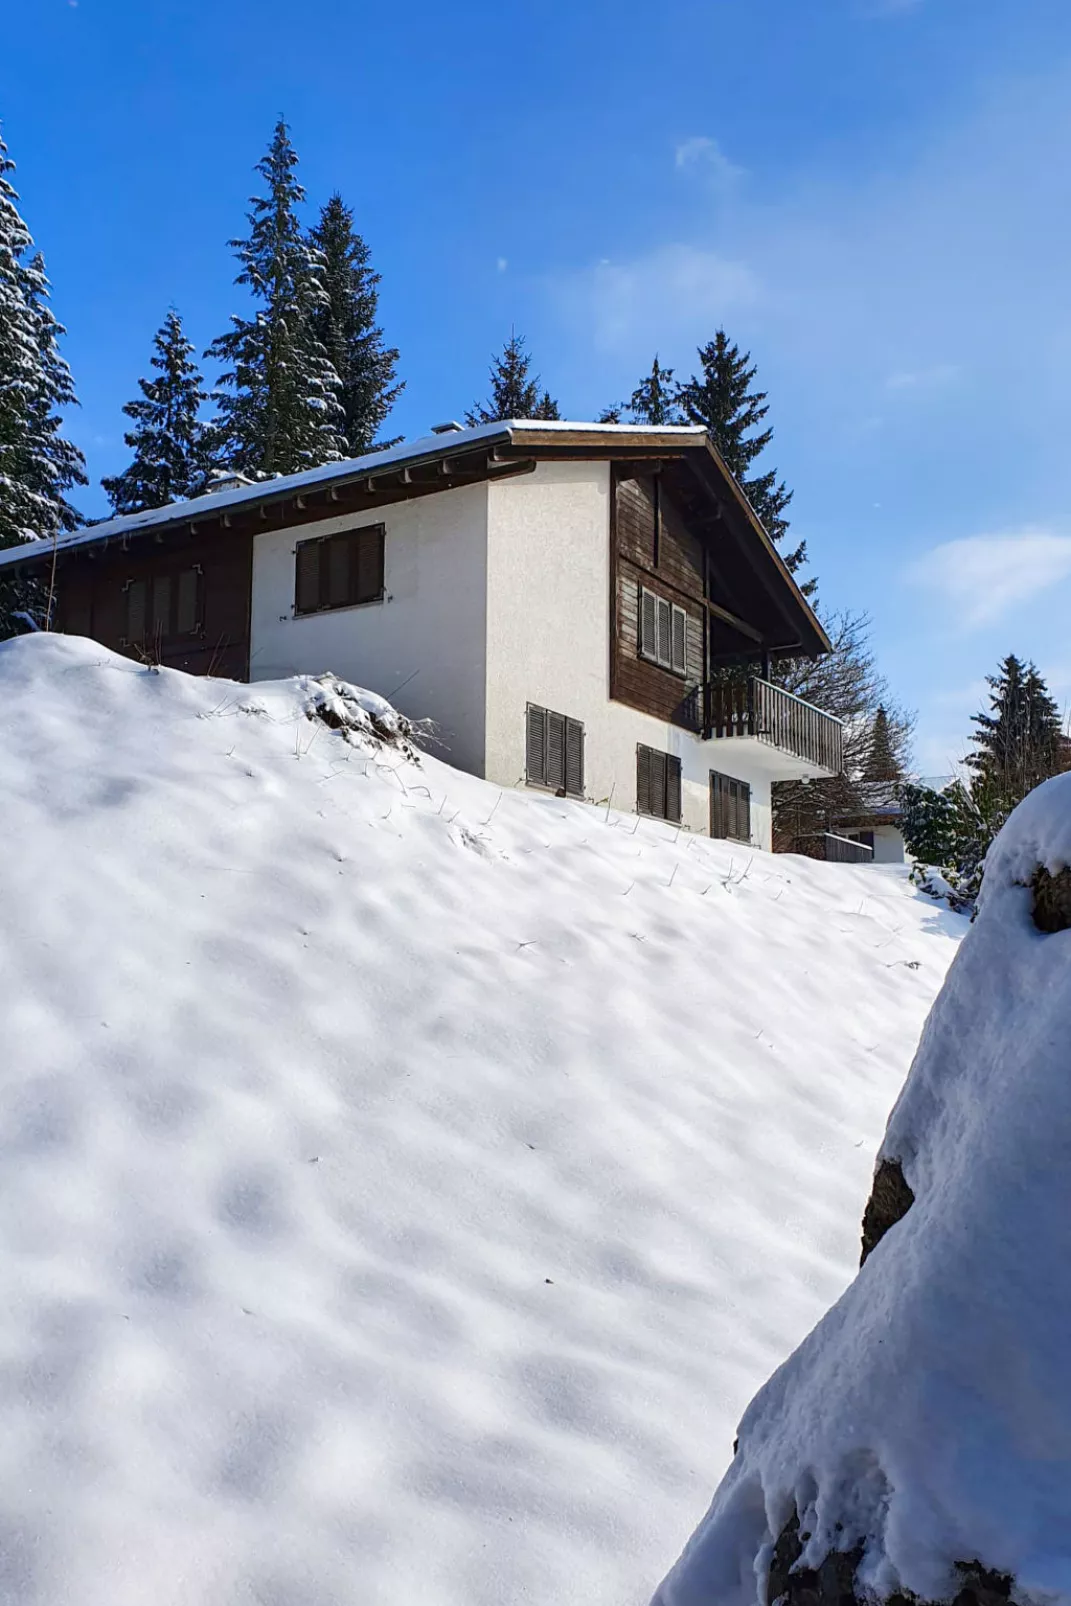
0, 420, 707, 573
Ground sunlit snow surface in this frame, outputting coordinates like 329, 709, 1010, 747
0, 634, 961, 1606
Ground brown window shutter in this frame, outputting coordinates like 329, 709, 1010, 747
152, 575, 172, 637
176, 569, 199, 635
355, 525, 385, 602
666, 755, 682, 824
326, 534, 352, 608
295, 539, 321, 614
711, 772, 728, 838
739, 780, 752, 841
526, 705, 547, 785
564, 718, 584, 798
547, 711, 566, 791
640, 587, 657, 660
126, 579, 148, 643
670, 606, 687, 676
636, 745, 652, 815
656, 597, 672, 667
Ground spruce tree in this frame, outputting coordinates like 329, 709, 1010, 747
206, 119, 344, 478
675, 330, 806, 583
102, 310, 211, 514
966, 655, 1063, 804
627, 355, 683, 425
308, 194, 403, 455
600, 357, 682, 428
466, 333, 560, 424
864, 706, 901, 782
0, 129, 85, 553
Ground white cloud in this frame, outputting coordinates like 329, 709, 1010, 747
496, 257, 508, 273
885, 362, 959, 391
550, 244, 758, 358
907, 530, 1071, 628
674, 137, 745, 192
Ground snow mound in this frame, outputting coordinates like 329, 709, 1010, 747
0, 635, 962, 1606
652, 773, 1071, 1606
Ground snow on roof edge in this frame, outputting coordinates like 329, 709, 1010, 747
0, 421, 707, 571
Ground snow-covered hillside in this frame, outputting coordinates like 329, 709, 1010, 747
652, 773, 1071, 1606
0, 635, 962, 1606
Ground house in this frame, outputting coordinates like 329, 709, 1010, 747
0, 420, 843, 850
832, 782, 906, 863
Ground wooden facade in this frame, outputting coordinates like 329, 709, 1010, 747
608, 461, 807, 735
55, 526, 254, 681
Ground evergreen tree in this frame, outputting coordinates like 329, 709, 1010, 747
206, 119, 344, 478
599, 356, 682, 428
966, 654, 1063, 804
308, 194, 403, 455
627, 355, 682, 425
0, 128, 86, 634
864, 705, 901, 782
675, 330, 806, 583
102, 310, 211, 514
466, 332, 560, 424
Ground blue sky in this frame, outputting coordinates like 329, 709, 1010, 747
4, 0, 1071, 771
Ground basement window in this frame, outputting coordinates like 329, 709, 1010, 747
710, 771, 751, 842
637, 744, 682, 824
295, 525, 385, 615
639, 586, 687, 675
526, 704, 585, 798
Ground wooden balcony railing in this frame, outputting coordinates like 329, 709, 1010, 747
680, 676, 843, 775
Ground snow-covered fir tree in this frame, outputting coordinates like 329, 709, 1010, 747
675, 330, 805, 581
101, 310, 212, 514
466, 333, 560, 424
0, 128, 86, 634
308, 194, 403, 455
0, 131, 85, 549
206, 120, 344, 478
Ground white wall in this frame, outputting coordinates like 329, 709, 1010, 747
484, 460, 775, 848
872, 824, 906, 864
249, 484, 489, 777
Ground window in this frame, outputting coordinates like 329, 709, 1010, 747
639, 586, 687, 676
122, 568, 203, 647
295, 525, 385, 615
637, 744, 682, 823
710, 771, 751, 842
526, 704, 584, 797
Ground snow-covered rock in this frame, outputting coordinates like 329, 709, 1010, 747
652, 774, 1071, 1606
0, 634, 963, 1606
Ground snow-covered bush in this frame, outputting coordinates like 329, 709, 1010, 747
652, 771, 1071, 1606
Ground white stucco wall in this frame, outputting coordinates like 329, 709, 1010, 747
248, 483, 489, 778
484, 460, 775, 847
872, 824, 906, 864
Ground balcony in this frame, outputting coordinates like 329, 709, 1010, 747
681, 675, 843, 779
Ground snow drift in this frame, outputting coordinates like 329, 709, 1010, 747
0, 635, 961, 1606
653, 774, 1071, 1606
